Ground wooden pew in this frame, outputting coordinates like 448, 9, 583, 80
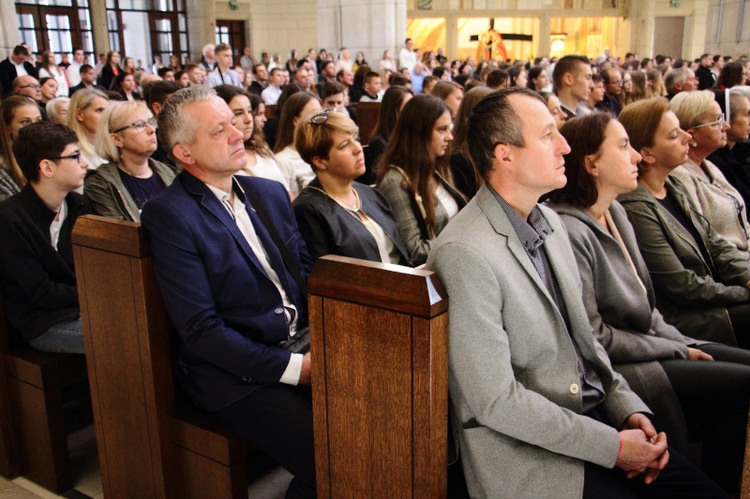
308, 255, 449, 497
351, 101, 380, 145
72, 215, 248, 499
0, 294, 88, 492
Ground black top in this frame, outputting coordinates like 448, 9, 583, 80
657, 190, 713, 268
292, 178, 412, 266
118, 168, 166, 209
708, 145, 750, 209
450, 151, 478, 199
360, 133, 386, 185
0, 184, 89, 341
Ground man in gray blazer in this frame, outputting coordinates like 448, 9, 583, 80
426, 88, 727, 498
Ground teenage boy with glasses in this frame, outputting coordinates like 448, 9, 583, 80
0, 121, 90, 353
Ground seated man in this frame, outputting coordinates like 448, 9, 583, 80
141, 86, 315, 498
0, 121, 89, 353
426, 87, 728, 498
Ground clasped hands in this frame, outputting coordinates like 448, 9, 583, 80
616, 413, 669, 484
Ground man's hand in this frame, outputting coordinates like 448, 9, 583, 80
616, 414, 669, 483
298, 352, 312, 386
688, 348, 714, 361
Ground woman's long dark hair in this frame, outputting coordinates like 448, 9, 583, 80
273, 92, 316, 154
369, 86, 414, 142
376, 94, 454, 230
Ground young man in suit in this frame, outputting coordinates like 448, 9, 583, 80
141, 86, 315, 498
426, 87, 728, 498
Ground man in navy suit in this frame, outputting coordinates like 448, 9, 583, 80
141, 85, 316, 498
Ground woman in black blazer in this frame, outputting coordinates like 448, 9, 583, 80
292, 110, 412, 266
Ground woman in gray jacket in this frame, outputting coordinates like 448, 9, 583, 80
547, 111, 750, 495
618, 97, 750, 348
84, 100, 174, 221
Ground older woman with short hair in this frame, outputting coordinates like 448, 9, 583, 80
669, 90, 750, 257
292, 111, 411, 265
84, 100, 173, 221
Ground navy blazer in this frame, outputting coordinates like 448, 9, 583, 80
0, 58, 38, 96
141, 171, 313, 412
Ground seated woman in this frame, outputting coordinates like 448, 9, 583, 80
376, 94, 466, 266
111, 72, 142, 101
292, 111, 411, 265
449, 86, 492, 199
273, 92, 321, 197
1, 95, 42, 201
669, 90, 750, 257
362, 85, 413, 184
430, 81, 463, 120
67, 88, 110, 171
547, 111, 750, 495
84, 101, 173, 221
618, 97, 750, 348
214, 85, 290, 194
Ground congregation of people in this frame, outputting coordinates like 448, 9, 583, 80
3, 35, 750, 498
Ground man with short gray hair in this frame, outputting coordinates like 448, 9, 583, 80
142, 86, 316, 498
665, 67, 698, 100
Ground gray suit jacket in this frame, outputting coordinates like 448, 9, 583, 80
427, 185, 648, 499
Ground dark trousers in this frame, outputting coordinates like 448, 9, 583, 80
213, 384, 316, 499
582, 408, 729, 498
657, 343, 750, 493
727, 303, 750, 349
583, 450, 729, 499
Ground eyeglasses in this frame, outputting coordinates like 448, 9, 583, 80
692, 116, 725, 130
47, 152, 82, 164
111, 118, 158, 134
308, 108, 338, 125
17, 84, 41, 90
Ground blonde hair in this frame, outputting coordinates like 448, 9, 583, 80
96, 100, 151, 163
67, 88, 109, 158
294, 111, 358, 168
670, 90, 716, 131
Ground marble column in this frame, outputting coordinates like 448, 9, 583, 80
317, 0, 407, 66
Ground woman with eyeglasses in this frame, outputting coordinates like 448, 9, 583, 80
618, 97, 750, 348
668, 90, 750, 258
375, 94, 466, 266
83, 100, 173, 221
0, 95, 42, 201
292, 111, 411, 265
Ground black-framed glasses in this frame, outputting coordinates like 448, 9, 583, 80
308, 108, 337, 125
111, 118, 158, 134
47, 152, 82, 164
17, 84, 41, 90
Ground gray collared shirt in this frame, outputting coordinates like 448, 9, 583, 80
489, 185, 605, 413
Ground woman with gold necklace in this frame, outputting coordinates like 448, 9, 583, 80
292, 111, 412, 266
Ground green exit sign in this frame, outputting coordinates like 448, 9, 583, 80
670, 0, 681, 7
